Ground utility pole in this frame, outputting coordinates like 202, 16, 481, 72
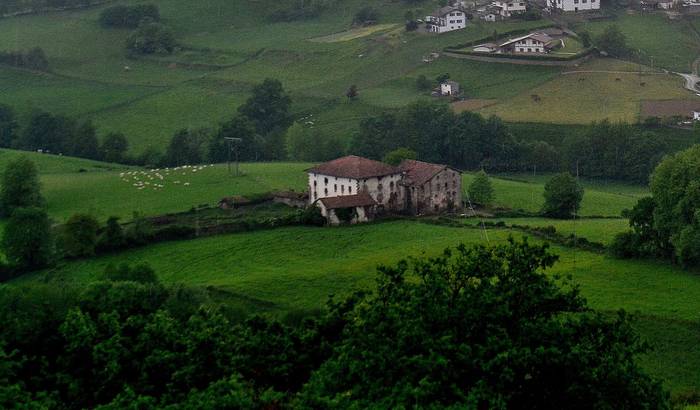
225, 137, 242, 176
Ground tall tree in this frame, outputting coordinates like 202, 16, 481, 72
60, 214, 100, 259
165, 129, 206, 166
0, 156, 44, 217
208, 115, 257, 163
1, 207, 52, 271
542, 172, 584, 219
467, 170, 494, 207
238, 78, 292, 136
67, 121, 100, 160
0, 104, 17, 148
100, 132, 129, 164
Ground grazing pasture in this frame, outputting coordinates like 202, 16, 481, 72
21, 220, 700, 394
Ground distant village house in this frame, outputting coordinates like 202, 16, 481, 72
548, 0, 600, 12
425, 5, 468, 33
307, 156, 462, 224
441, 80, 460, 96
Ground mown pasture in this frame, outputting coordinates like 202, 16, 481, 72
19, 220, 700, 395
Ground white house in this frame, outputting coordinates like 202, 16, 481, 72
440, 80, 460, 96
549, 0, 600, 12
493, 0, 527, 16
473, 42, 499, 53
693, 111, 700, 121
425, 6, 467, 33
307, 156, 462, 224
499, 32, 553, 54
477, 5, 504, 21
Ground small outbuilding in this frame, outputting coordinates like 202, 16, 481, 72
317, 192, 377, 225
440, 80, 460, 96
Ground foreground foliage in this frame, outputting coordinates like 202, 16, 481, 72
0, 239, 668, 408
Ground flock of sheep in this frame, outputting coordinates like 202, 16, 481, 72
120, 164, 216, 191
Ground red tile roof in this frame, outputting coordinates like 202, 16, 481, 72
319, 192, 377, 210
398, 159, 460, 186
308, 155, 400, 179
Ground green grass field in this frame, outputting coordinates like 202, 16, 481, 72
575, 13, 700, 73
0, 1, 695, 151
18, 220, 700, 394
5, 154, 642, 222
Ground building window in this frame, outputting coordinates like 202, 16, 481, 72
334, 184, 337, 192
444, 182, 448, 189
341, 186, 345, 194
390, 181, 394, 190
378, 184, 383, 191
349, 186, 352, 194
324, 188, 328, 195
324, 177, 328, 184
314, 180, 317, 187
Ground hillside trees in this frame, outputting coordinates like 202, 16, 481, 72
126, 21, 176, 55
208, 115, 257, 163
0, 240, 670, 408
238, 78, 292, 136
165, 128, 207, 166
99, 4, 160, 28
0, 104, 17, 148
100, 132, 129, 164
596, 25, 629, 57
0, 47, 49, 71
1, 207, 52, 271
285, 122, 345, 162
542, 172, 584, 219
60, 214, 100, 259
0, 156, 44, 216
383, 147, 416, 166
297, 239, 667, 408
467, 170, 494, 207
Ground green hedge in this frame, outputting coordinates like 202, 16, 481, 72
445, 47, 595, 62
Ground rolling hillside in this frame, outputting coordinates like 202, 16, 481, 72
1, 0, 696, 155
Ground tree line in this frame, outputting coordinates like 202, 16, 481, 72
612, 144, 700, 268
98, 4, 176, 55
347, 101, 672, 183
0, 238, 670, 408
0, 0, 98, 15
0, 47, 49, 71
0, 105, 130, 163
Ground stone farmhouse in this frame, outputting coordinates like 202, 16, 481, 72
307, 156, 462, 224
425, 5, 467, 33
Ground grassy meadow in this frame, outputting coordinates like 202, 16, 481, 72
0, 0, 695, 155
1, 153, 643, 223
20, 220, 700, 394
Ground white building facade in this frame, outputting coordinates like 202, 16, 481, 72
426, 6, 467, 33
549, 0, 600, 12
493, 0, 527, 16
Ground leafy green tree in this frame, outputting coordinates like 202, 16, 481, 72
61, 214, 100, 258
17, 111, 74, 153
0, 104, 17, 148
99, 4, 160, 28
1, 207, 52, 271
126, 21, 176, 55
346, 84, 358, 100
297, 239, 668, 408
436, 72, 450, 84
285, 122, 344, 162
238, 78, 292, 136
165, 128, 206, 166
353, 6, 378, 24
100, 132, 129, 164
542, 172, 583, 219
208, 115, 257, 163
383, 147, 417, 166
67, 121, 101, 160
596, 25, 629, 57
0, 156, 44, 217
467, 170, 494, 207
97, 216, 126, 252
650, 146, 700, 266
579, 30, 592, 48
103, 263, 158, 284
